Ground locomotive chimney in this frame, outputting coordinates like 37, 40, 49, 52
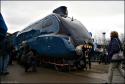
53, 6, 68, 18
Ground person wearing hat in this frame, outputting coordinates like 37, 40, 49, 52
0, 13, 9, 75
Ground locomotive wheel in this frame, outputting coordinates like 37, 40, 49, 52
77, 60, 86, 70
74, 56, 86, 70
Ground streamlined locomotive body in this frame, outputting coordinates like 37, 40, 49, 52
15, 6, 92, 70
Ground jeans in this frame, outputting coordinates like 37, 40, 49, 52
107, 62, 125, 83
0, 55, 9, 73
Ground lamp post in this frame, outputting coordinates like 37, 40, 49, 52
102, 32, 106, 45
102, 32, 106, 53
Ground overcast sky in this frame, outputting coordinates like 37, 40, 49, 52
1, 1, 124, 39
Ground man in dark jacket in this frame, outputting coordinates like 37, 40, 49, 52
107, 31, 124, 83
0, 13, 9, 75
107, 34, 122, 63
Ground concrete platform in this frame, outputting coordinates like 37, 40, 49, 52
0, 62, 124, 83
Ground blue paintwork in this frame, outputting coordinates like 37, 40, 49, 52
16, 14, 60, 46
27, 34, 76, 58
15, 9, 91, 58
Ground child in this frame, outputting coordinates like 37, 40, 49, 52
24, 48, 37, 72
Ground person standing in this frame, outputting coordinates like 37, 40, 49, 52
23, 47, 37, 72
0, 13, 9, 75
107, 31, 124, 83
87, 42, 94, 69
0, 37, 10, 75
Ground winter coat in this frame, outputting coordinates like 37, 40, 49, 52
108, 38, 122, 62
